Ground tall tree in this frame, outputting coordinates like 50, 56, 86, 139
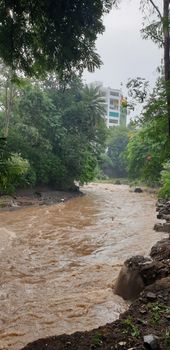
0, 62, 17, 144
141, 0, 170, 134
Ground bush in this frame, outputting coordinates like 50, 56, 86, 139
0, 153, 32, 194
126, 117, 170, 186
158, 161, 170, 199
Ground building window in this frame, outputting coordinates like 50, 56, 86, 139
109, 119, 118, 124
110, 98, 119, 110
109, 111, 119, 118
110, 91, 119, 97
110, 98, 114, 105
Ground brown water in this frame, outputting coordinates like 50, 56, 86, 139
0, 183, 166, 350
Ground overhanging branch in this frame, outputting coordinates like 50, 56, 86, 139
148, 0, 163, 20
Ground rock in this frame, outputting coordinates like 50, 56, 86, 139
143, 334, 160, 350
150, 238, 170, 260
146, 292, 157, 300
114, 256, 156, 300
145, 277, 170, 292
125, 255, 151, 269
114, 264, 145, 299
156, 200, 170, 226
114, 256, 148, 300
153, 223, 164, 232
115, 237, 170, 301
115, 180, 121, 185
163, 222, 170, 233
162, 214, 170, 221
134, 187, 143, 193
139, 308, 147, 314
118, 341, 126, 346
165, 314, 170, 320
34, 191, 42, 198
156, 214, 163, 219
11, 200, 19, 207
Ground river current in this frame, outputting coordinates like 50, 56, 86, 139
0, 183, 166, 350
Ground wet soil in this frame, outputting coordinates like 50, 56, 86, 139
0, 187, 81, 209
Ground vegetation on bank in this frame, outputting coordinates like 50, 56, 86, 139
96, 77, 170, 199
1, 72, 170, 198
0, 73, 108, 194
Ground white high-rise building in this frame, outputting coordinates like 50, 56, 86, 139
89, 81, 127, 128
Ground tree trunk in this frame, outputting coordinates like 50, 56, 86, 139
4, 71, 14, 138
163, 0, 170, 135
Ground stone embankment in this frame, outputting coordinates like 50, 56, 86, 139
20, 201, 170, 350
154, 199, 170, 234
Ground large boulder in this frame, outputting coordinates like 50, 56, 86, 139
114, 238, 170, 300
114, 256, 150, 300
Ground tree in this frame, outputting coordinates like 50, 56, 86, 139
0, 153, 31, 194
59, 84, 107, 184
0, 0, 117, 78
126, 77, 150, 110
126, 80, 170, 185
6, 77, 107, 190
140, 0, 170, 134
127, 118, 169, 184
0, 62, 18, 138
159, 161, 170, 198
106, 126, 129, 178
80, 85, 107, 127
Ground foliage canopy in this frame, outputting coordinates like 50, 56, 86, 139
0, 0, 115, 77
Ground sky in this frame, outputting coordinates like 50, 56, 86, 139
83, 0, 162, 97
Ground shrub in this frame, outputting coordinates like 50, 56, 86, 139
0, 153, 32, 194
159, 161, 170, 199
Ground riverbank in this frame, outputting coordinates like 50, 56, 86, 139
21, 236, 170, 350
0, 182, 158, 210
0, 187, 82, 210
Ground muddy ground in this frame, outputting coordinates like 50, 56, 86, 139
0, 187, 81, 209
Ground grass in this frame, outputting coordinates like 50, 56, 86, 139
147, 302, 170, 325
164, 329, 170, 349
91, 332, 103, 347
122, 317, 140, 338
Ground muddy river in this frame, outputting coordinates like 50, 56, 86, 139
0, 183, 166, 350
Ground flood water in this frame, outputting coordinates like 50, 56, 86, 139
0, 183, 166, 350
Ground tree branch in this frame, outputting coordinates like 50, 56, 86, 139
148, 0, 163, 20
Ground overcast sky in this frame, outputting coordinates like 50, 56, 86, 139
83, 0, 162, 96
